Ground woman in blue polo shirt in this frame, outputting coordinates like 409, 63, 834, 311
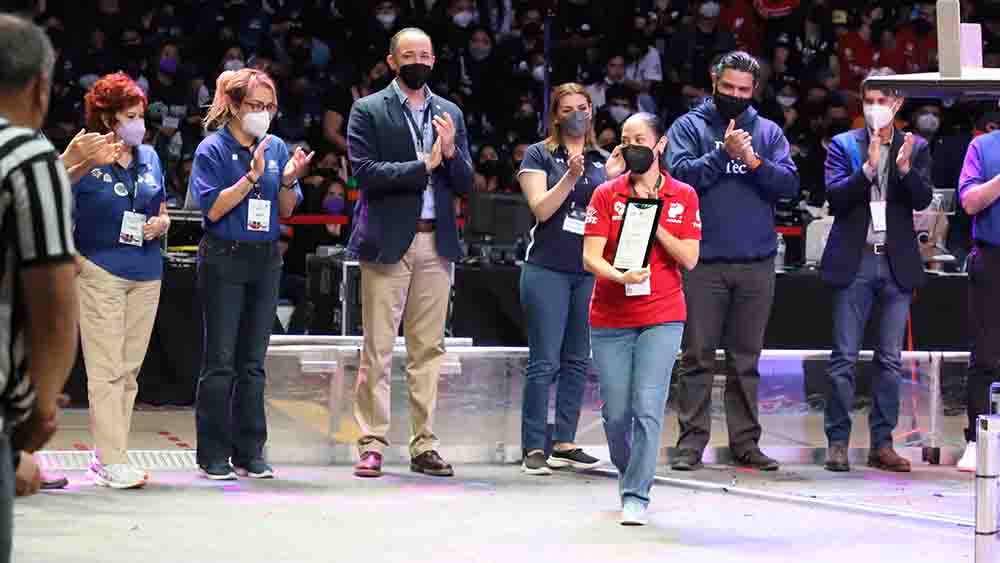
74, 72, 170, 490
516, 83, 624, 475
190, 68, 311, 480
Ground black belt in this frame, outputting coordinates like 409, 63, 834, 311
864, 243, 886, 255
416, 219, 436, 233
203, 234, 276, 250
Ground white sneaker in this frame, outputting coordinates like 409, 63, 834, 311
621, 500, 648, 526
90, 463, 146, 489
958, 442, 977, 473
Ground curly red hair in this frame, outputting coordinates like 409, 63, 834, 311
84, 72, 147, 134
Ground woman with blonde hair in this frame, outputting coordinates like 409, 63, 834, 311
516, 83, 624, 475
190, 68, 312, 480
73, 72, 170, 489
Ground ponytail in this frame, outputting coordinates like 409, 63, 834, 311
202, 68, 277, 131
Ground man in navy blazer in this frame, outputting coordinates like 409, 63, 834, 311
820, 80, 933, 473
346, 27, 473, 479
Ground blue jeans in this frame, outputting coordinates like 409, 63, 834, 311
519, 263, 595, 453
196, 236, 282, 467
592, 322, 684, 508
825, 253, 912, 448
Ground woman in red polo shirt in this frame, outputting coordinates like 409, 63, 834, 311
583, 113, 701, 526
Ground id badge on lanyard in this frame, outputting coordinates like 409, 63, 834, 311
563, 202, 586, 235
870, 201, 887, 232
117, 170, 145, 246
119, 211, 146, 246
248, 195, 271, 232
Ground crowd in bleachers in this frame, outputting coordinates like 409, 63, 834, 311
8, 0, 1000, 269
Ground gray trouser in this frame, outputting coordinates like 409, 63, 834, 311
674, 259, 775, 456
0, 433, 12, 562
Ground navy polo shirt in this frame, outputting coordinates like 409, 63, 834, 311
191, 125, 302, 242
960, 131, 1000, 246
518, 142, 608, 273
72, 145, 166, 281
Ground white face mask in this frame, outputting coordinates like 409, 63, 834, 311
916, 113, 941, 133
531, 64, 545, 82
376, 12, 396, 27
863, 103, 894, 130
223, 59, 245, 72
453, 10, 475, 28
776, 95, 797, 108
242, 110, 271, 138
609, 105, 631, 124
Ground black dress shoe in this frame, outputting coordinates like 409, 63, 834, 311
734, 448, 780, 471
670, 449, 704, 471
354, 452, 383, 478
410, 450, 454, 477
825, 443, 850, 472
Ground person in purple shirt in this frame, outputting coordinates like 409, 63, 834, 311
190, 68, 310, 481
956, 128, 1000, 472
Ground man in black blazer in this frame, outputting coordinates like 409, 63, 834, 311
820, 81, 933, 473
346, 27, 473, 479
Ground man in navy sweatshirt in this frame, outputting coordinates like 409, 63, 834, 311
666, 51, 799, 471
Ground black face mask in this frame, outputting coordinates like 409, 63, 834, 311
622, 144, 656, 174
714, 92, 752, 121
479, 159, 502, 178
397, 63, 432, 90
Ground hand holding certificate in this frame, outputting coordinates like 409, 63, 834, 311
613, 198, 663, 271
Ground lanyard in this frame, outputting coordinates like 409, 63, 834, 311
401, 99, 433, 153
115, 162, 140, 212
245, 140, 264, 199
629, 173, 662, 199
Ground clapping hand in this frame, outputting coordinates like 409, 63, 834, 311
567, 152, 585, 180
283, 145, 316, 184
249, 136, 271, 182
432, 112, 457, 159
424, 136, 444, 173
896, 132, 915, 176
724, 119, 754, 162
64, 130, 122, 169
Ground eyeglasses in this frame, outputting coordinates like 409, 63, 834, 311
243, 100, 277, 113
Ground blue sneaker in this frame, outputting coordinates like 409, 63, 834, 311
200, 462, 237, 481
233, 459, 274, 479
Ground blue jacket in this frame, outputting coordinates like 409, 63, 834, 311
821, 128, 934, 290
346, 84, 473, 263
666, 99, 799, 262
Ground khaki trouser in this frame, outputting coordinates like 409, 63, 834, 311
354, 233, 451, 457
77, 258, 161, 465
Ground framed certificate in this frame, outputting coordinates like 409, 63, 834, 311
612, 197, 663, 271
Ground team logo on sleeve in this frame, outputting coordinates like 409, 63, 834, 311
666, 202, 685, 224
268, 160, 279, 173
91, 169, 102, 178
694, 210, 702, 229
585, 206, 598, 224
612, 200, 626, 221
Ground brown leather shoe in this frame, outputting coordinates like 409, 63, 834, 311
410, 450, 454, 477
825, 443, 850, 472
354, 452, 383, 478
867, 445, 911, 472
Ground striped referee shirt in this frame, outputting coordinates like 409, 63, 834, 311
0, 116, 76, 428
